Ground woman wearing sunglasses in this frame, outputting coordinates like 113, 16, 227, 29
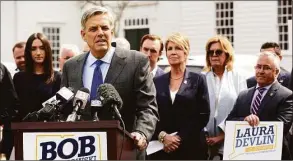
13, 33, 61, 121
149, 32, 210, 160
201, 35, 247, 160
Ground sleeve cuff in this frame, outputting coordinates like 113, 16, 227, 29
218, 119, 226, 132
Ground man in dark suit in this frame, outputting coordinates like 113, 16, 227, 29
289, 67, 293, 91
247, 42, 291, 89
0, 63, 19, 159
61, 6, 159, 158
227, 51, 293, 160
140, 34, 165, 77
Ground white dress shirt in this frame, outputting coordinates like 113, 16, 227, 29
82, 47, 115, 94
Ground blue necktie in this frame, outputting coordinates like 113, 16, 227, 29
251, 87, 266, 114
90, 60, 103, 100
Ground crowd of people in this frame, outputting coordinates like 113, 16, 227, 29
0, 6, 293, 160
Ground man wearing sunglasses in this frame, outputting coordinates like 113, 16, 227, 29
247, 42, 291, 89
59, 44, 80, 72
227, 51, 293, 160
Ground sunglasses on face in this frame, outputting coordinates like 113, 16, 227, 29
207, 49, 224, 56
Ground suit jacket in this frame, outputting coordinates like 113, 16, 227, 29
247, 70, 291, 89
154, 66, 165, 78
151, 69, 210, 159
289, 68, 293, 91
226, 82, 293, 159
0, 63, 18, 158
61, 47, 159, 141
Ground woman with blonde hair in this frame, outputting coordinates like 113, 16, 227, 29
149, 32, 210, 160
202, 35, 247, 159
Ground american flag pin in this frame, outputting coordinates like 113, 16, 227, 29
184, 80, 187, 84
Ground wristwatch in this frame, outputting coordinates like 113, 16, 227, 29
158, 131, 167, 143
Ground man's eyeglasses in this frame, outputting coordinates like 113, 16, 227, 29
207, 49, 224, 56
254, 65, 274, 71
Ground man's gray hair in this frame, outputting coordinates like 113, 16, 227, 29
81, 6, 115, 30
257, 51, 281, 71
59, 44, 80, 57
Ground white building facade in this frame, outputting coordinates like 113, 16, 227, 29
1, 1, 292, 70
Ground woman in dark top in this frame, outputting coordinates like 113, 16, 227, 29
13, 33, 61, 121
149, 33, 210, 160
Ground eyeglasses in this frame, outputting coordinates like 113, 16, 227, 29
254, 65, 274, 71
207, 49, 224, 56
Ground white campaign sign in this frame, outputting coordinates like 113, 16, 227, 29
23, 132, 107, 160
223, 121, 283, 160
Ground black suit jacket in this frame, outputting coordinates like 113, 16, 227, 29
247, 70, 291, 89
227, 82, 293, 159
0, 63, 18, 158
61, 47, 159, 141
289, 68, 293, 91
154, 67, 165, 78
152, 69, 210, 159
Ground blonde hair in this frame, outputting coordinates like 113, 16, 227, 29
203, 35, 235, 72
165, 32, 190, 56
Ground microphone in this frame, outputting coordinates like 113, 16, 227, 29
91, 99, 102, 121
97, 83, 123, 119
22, 87, 74, 121
40, 87, 75, 114
66, 88, 90, 122
97, 83, 125, 160
111, 42, 117, 47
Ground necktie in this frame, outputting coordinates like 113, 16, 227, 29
90, 60, 103, 100
251, 87, 266, 114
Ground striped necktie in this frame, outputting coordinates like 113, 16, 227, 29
251, 87, 266, 114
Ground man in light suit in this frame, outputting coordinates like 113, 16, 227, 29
140, 34, 165, 78
247, 42, 291, 89
61, 7, 159, 158
227, 51, 293, 160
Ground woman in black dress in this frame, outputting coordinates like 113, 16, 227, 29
13, 33, 61, 121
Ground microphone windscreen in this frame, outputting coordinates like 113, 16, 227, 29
97, 83, 123, 109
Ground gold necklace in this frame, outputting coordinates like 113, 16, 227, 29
171, 76, 184, 80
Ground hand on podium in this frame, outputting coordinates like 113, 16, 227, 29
131, 132, 147, 150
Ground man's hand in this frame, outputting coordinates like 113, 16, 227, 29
244, 114, 260, 127
163, 134, 181, 153
131, 132, 147, 151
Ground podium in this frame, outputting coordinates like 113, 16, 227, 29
11, 120, 136, 160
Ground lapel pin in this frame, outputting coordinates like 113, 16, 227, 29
279, 79, 283, 83
184, 80, 187, 84
270, 93, 274, 96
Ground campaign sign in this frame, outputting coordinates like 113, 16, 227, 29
223, 121, 283, 160
23, 132, 107, 160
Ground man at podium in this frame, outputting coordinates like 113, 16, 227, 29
61, 6, 159, 159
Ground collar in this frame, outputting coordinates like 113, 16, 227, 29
256, 80, 277, 90
88, 47, 115, 67
151, 65, 158, 76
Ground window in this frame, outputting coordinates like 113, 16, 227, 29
124, 18, 149, 27
215, 2, 234, 46
42, 27, 60, 68
278, 0, 292, 50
